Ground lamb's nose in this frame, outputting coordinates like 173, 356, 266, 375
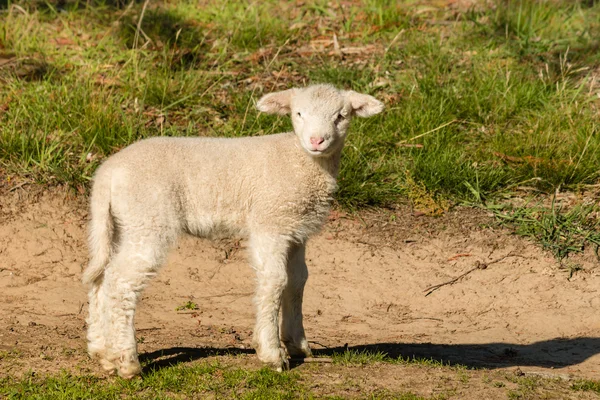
310, 137, 325, 146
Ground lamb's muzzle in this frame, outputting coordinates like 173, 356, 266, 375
83, 84, 383, 378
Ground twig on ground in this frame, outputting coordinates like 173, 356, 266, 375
424, 252, 521, 296
385, 29, 405, 54
9, 182, 29, 192
424, 262, 486, 296
308, 340, 332, 349
266, 38, 291, 70
292, 357, 333, 363
137, 327, 162, 332
332, 33, 342, 58
208, 263, 222, 280
447, 253, 472, 261
197, 291, 253, 299
133, 0, 150, 50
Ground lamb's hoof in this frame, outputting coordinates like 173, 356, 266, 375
117, 360, 142, 379
282, 339, 313, 359
257, 347, 289, 372
99, 358, 117, 374
274, 350, 290, 373
116, 352, 142, 379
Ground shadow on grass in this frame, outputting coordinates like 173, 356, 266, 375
118, 7, 207, 69
313, 338, 600, 370
141, 337, 600, 373
0, 56, 61, 82
140, 347, 254, 373
0, 0, 145, 10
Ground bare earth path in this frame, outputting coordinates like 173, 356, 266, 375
1, 187, 600, 397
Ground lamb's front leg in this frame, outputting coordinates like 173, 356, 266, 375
249, 234, 290, 372
280, 243, 312, 359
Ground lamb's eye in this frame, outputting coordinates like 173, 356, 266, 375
296, 112, 302, 117
335, 113, 345, 124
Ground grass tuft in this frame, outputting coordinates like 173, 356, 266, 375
331, 349, 465, 370
490, 197, 600, 265
572, 378, 600, 393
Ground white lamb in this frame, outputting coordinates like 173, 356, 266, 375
82, 84, 384, 378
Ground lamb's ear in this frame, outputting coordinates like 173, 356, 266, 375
345, 90, 384, 118
256, 89, 295, 115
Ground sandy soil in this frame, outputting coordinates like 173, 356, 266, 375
1, 186, 600, 396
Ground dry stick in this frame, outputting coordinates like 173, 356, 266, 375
332, 33, 342, 58
423, 262, 486, 297
308, 340, 332, 349
423, 252, 520, 297
291, 357, 333, 363
240, 85, 259, 134
373, 29, 405, 72
137, 327, 162, 332
132, 0, 150, 83
266, 38, 290, 70
8, 182, 29, 192
197, 291, 254, 299
208, 263, 222, 280
385, 29, 405, 54
397, 119, 457, 145
133, 0, 150, 50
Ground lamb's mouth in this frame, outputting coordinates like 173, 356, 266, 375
306, 148, 327, 156
305, 143, 330, 156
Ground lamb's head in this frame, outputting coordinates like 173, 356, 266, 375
257, 84, 384, 157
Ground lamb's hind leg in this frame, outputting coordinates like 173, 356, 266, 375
280, 243, 312, 359
101, 236, 166, 379
250, 233, 290, 372
86, 277, 115, 372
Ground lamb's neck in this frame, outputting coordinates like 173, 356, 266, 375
313, 151, 341, 179
291, 137, 341, 180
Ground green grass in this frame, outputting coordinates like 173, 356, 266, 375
489, 197, 600, 265
572, 378, 600, 393
331, 349, 463, 370
175, 300, 199, 311
0, 363, 302, 399
1, 1, 599, 255
332, 349, 389, 366
1, 0, 599, 199
0, 360, 442, 400
1, 353, 587, 399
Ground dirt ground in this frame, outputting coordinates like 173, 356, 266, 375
2, 185, 600, 397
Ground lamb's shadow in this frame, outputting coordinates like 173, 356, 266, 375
314, 338, 600, 370
140, 337, 600, 373
140, 347, 254, 372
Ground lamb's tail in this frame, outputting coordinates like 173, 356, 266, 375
82, 169, 114, 286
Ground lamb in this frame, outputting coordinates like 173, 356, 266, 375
82, 84, 384, 378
